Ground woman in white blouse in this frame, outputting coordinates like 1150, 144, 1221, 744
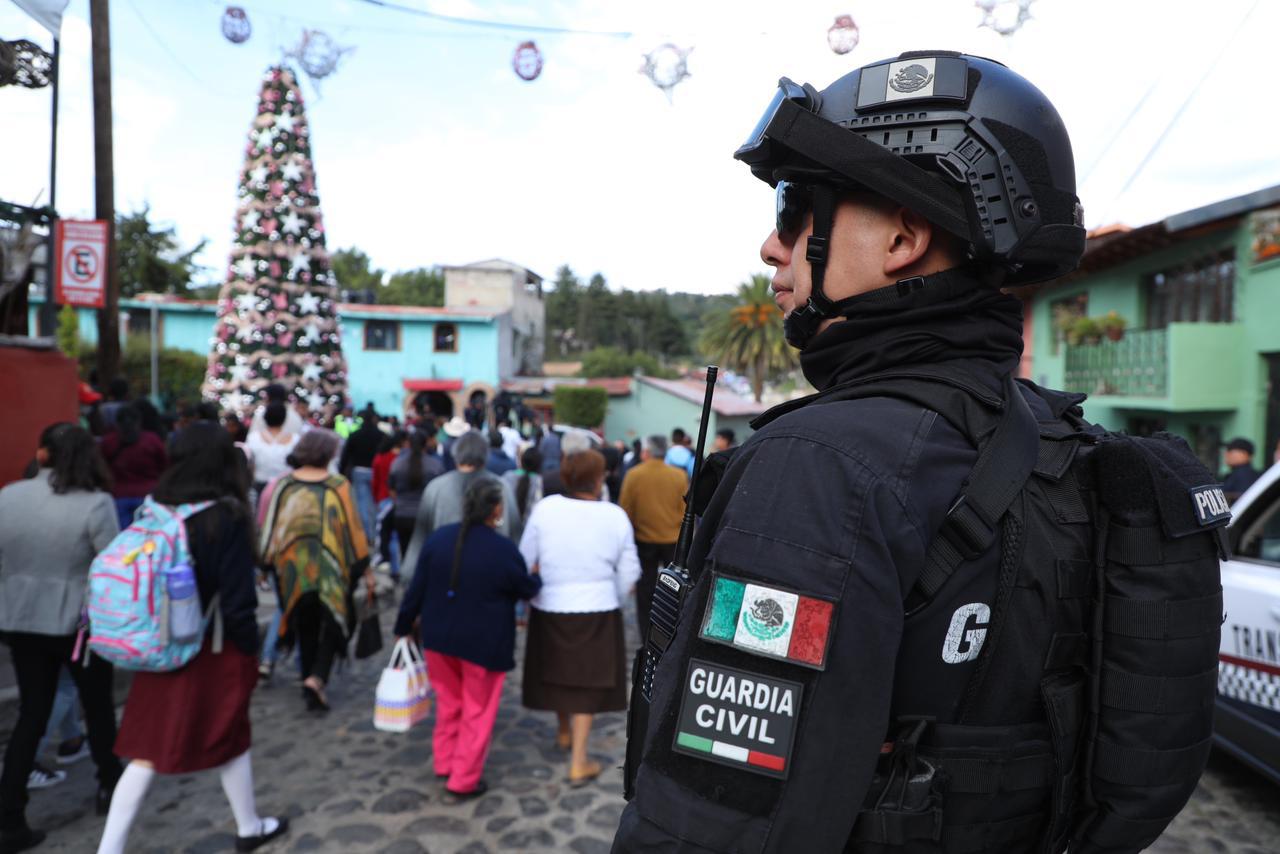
519, 449, 640, 787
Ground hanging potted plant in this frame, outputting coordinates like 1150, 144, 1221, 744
1098, 311, 1128, 342
1067, 316, 1101, 346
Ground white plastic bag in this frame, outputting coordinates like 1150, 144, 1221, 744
373, 638, 432, 733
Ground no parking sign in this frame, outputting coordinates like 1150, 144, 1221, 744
54, 220, 109, 308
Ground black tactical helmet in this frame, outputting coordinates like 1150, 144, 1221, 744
736, 50, 1085, 304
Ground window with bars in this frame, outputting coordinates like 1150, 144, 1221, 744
363, 320, 400, 351
1143, 248, 1235, 329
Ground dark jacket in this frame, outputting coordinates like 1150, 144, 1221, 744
339, 425, 383, 474
615, 287, 1031, 853
1223, 463, 1261, 500
184, 502, 260, 656
485, 449, 517, 477
394, 523, 541, 672
101, 430, 169, 499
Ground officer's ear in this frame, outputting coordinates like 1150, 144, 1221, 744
883, 206, 937, 277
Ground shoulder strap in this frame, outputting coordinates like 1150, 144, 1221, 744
912, 376, 1039, 605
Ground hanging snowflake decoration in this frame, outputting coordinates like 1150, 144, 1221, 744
221, 7, 251, 44
976, 0, 1035, 36
826, 15, 860, 55
286, 30, 353, 91
513, 41, 543, 81
640, 43, 692, 102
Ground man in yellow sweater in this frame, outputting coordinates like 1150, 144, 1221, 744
618, 434, 689, 639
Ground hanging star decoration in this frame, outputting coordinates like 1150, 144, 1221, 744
248, 163, 269, 184
303, 321, 322, 342
280, 210, 304, 235
280, 159, 303, 182
975, 0, 1036, 36
235, 292, 259, 312
241, 208, 261, 231
286, 30, 353, 91
253, 126, 274, 152
228, 362, 252, 384
307, 390, 327, 412
641, 44, 692, 103
301, 362, 323, 383
290, 253, 312, 279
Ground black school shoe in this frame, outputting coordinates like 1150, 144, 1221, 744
235, 817, 289, 852
0, 826, 46, 854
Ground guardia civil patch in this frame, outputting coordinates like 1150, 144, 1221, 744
672, 658, 802, 779
700, 574, 835, 670
1189, 484, 1231, 526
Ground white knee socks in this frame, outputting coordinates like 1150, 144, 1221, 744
218, 750, 278, 838
96, 761, 155, 854
96, 752, 277, 852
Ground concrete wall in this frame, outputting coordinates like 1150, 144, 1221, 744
444, 262, 544, 374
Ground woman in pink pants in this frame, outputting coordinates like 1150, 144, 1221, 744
393, 478, 541, 799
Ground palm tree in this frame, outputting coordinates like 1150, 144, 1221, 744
699, 274, 797, 402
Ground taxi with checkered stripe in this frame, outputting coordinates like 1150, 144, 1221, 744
1219, 460, 1280, 784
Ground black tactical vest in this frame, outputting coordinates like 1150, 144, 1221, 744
800, 370, 1224, 854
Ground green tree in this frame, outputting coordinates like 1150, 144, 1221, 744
698, 273, 796, 401
115, 206, 207, 297
56, 304, 80, 356
379, 267, 444, 306
330, 247, 384, 298
545, 265, 582, 356
579, 346, 676, 379
553, 385, 608, 428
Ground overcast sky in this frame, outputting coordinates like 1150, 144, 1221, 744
2, 0, 1276, 295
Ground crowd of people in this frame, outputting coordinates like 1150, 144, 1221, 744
0, 376, 733, 850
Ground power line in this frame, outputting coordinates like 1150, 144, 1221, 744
123, 0, 238, 96
1108, 0, 1262, 208
353, 0, 633, 38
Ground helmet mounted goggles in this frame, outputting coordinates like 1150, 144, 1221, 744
735, 53, 1086, 347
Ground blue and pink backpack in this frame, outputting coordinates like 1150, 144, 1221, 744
87, 498, 222, 671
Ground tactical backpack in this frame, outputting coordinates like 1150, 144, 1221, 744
670, 369, 1225, 854
87, 498, 223, 671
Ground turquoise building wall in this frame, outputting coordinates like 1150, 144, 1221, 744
30, 298, 501, 416
604, 378, 757, 447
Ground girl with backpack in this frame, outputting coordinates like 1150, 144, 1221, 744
0, 423, 125, 853
96, 422, 289, 853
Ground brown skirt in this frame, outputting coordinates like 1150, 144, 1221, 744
114, 639, 257, 774
522, 607, 627, 714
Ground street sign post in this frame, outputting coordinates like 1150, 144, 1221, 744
53, 219, 108, 308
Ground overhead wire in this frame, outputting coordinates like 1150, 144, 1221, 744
1104, 0, 1262, 214
352, 0, 633, 39
122, 0, 241, 97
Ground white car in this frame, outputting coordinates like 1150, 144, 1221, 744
1217, 460, 1280, 784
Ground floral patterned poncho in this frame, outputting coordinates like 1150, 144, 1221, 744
259, 474, 370, 636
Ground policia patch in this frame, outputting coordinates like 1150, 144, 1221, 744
672, 659, 803, 779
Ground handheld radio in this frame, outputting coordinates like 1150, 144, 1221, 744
623, 365, 718, 798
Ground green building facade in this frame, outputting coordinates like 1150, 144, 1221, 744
1025, 185, 1280, 471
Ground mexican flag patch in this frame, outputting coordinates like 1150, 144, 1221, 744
699, 574, 835, 670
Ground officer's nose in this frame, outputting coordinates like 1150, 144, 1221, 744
761, 229, 790, 269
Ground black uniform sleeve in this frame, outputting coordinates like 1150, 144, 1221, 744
617, 400, 948, 854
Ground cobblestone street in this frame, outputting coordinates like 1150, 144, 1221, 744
9, 593, 1279, 853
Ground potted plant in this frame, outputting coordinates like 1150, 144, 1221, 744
1066, 316, 1101, 346
1098, 311, 1128, 342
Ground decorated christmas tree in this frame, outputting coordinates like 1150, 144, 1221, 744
202, 65, 348, 421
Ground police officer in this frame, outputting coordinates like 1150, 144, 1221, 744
614, 51, 1086, 853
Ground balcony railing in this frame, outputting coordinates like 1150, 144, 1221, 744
1063, 328, 1168, 398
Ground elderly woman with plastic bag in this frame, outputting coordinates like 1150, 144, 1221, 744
258, 429, 371, 712
394, 478, 541, 801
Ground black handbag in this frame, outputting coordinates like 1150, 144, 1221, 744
354, 590, 383, 659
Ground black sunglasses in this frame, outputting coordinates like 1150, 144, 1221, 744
776, 181, 815, 241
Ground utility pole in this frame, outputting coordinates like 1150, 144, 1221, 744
90, 0, 120, 383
